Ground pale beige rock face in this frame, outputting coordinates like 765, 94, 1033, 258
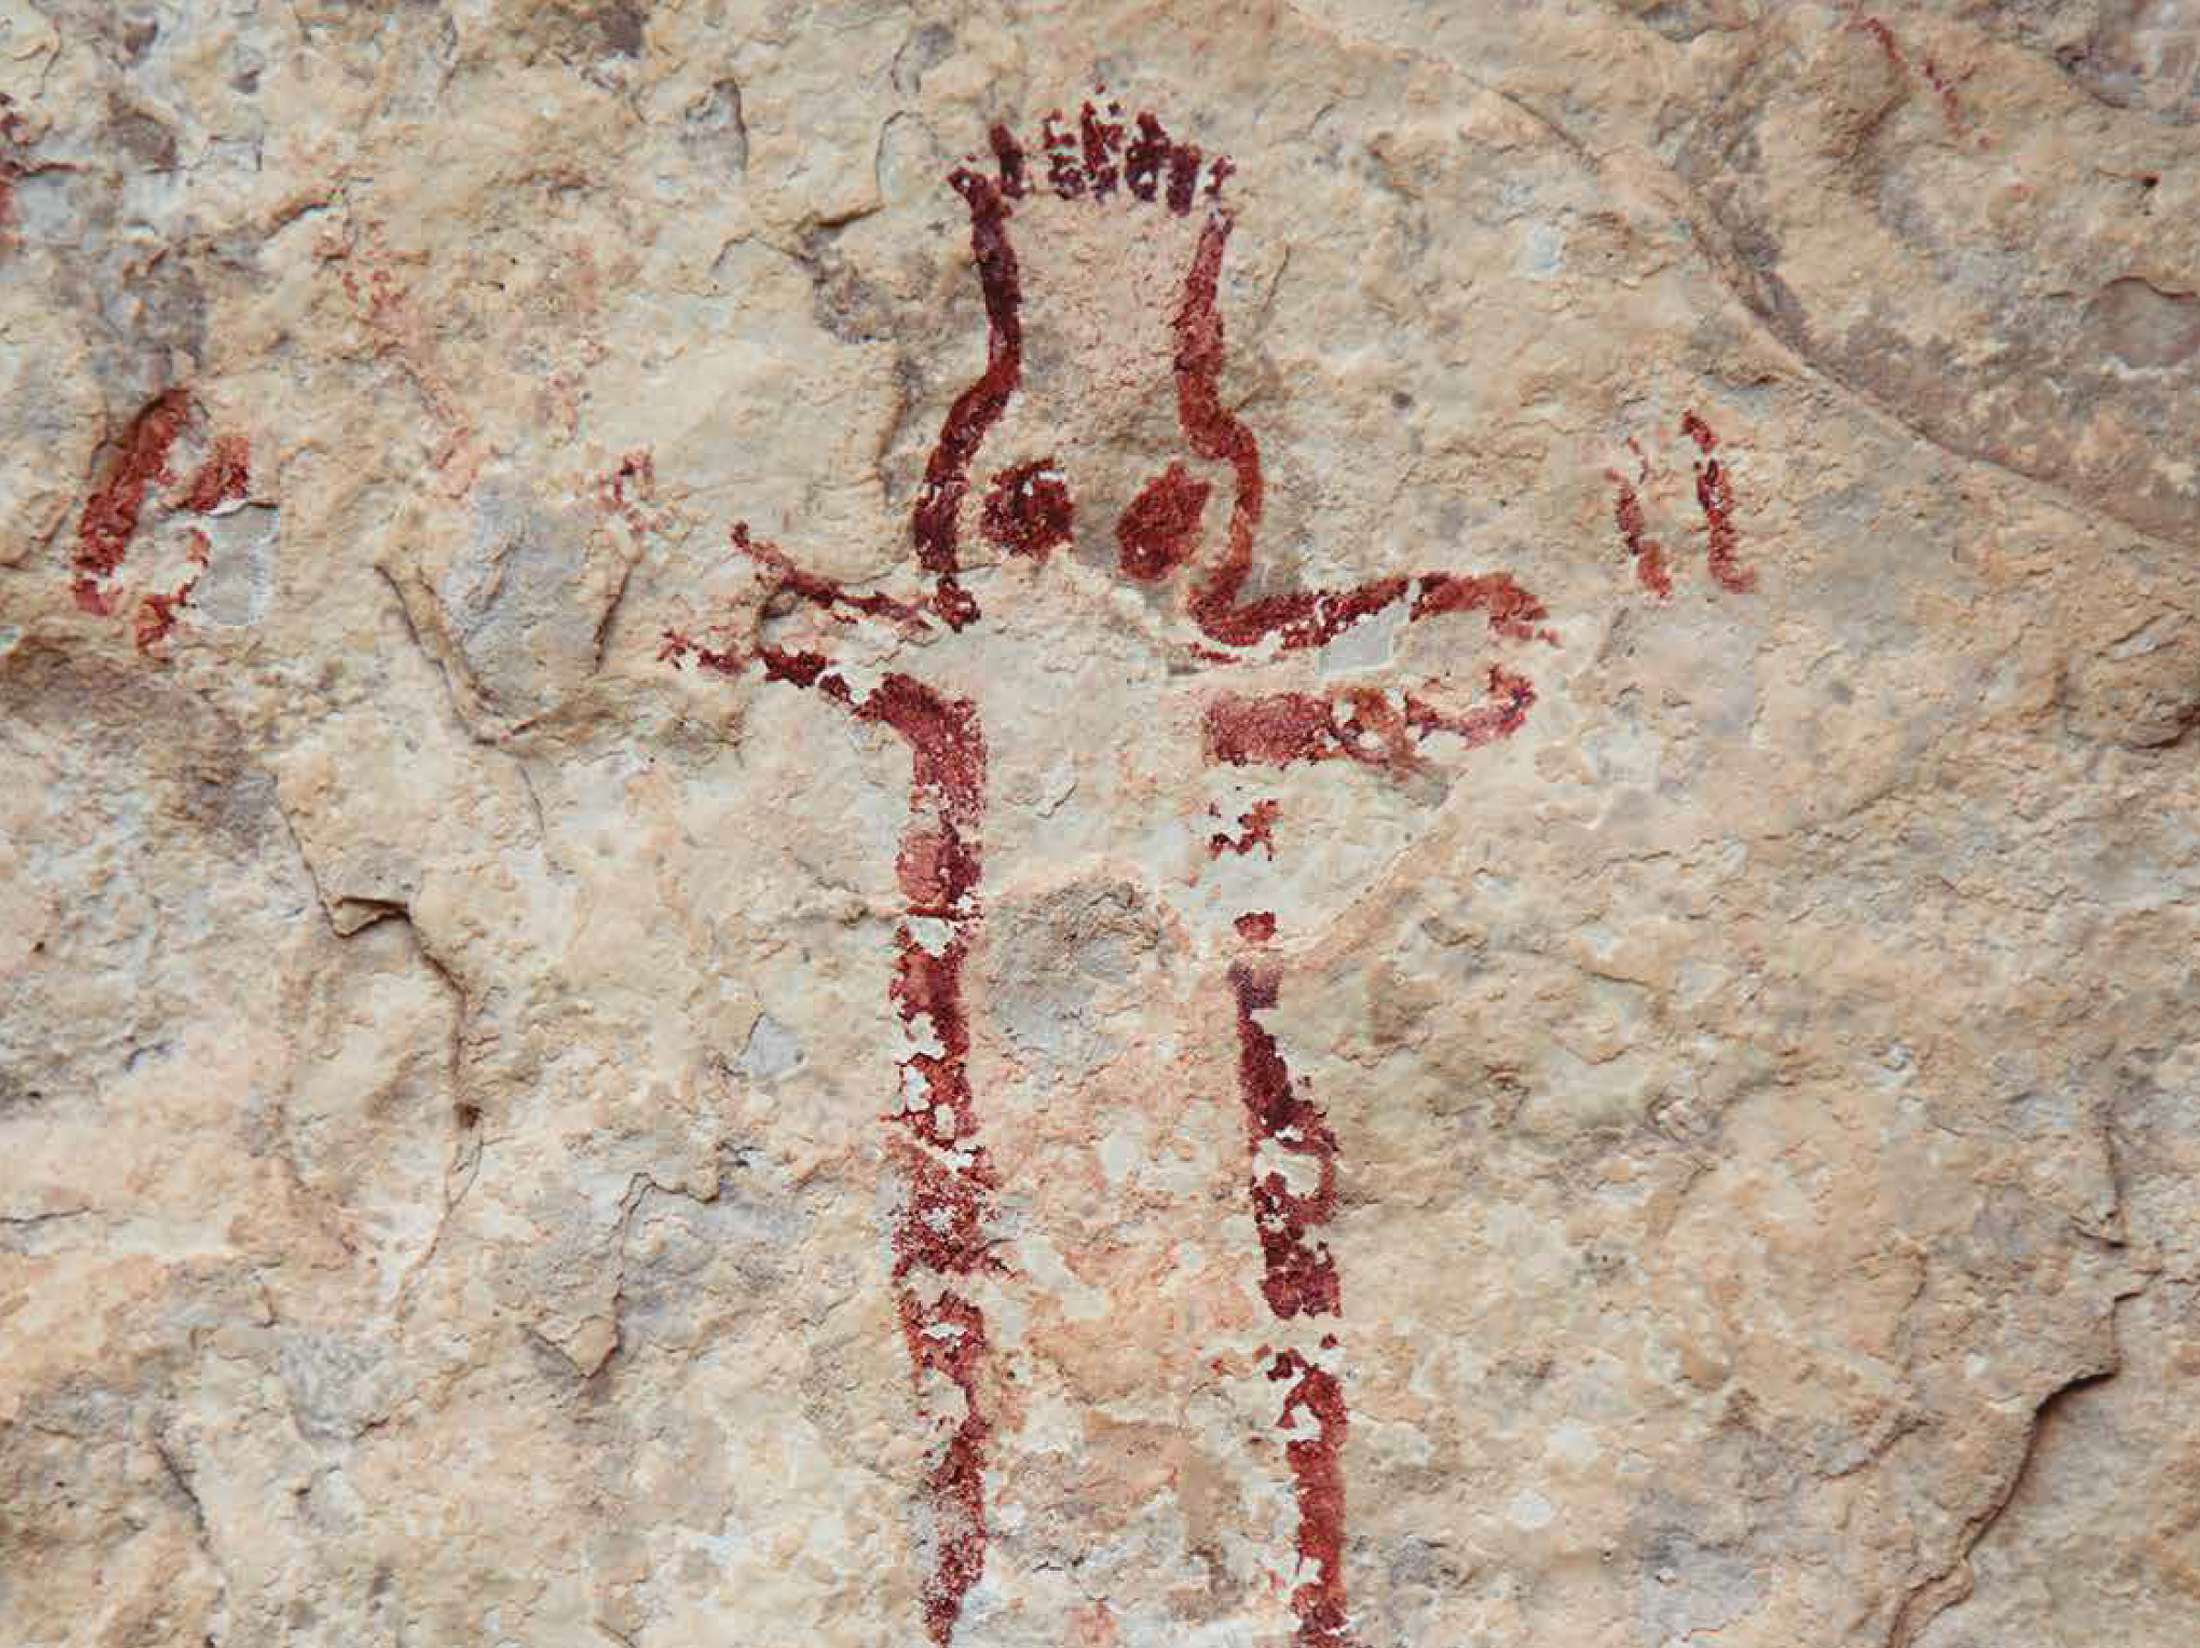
1, 3, 2195, 1646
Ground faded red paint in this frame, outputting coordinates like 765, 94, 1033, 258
1610, 414, 1761, 598
669, 615, 994, 1643
70, 391, 256, 646
897, 1286, 994, 1646
75, 389, 191, 584
133, 579, 196, 651
1231, 963, 1341, 1319
173, 435, 250, 514
982, 459, 1075, 559
1235, 910, 1278, 943
1269, 1350, 1351, 1648
1692, 452, 1756, 594
1609, 473, 1674, 598
1209, 798, 1280, 859
1851, 16, 1969, 139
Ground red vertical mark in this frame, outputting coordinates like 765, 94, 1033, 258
1684, 415, 1757, 594
1230, 962, 1341, 1320
72, 388, 192, 612
916, 143, 1024, 630
1607, 473, 1673, 598
1269, 1350, 1351, 1648
1233, 964, 1354, 1645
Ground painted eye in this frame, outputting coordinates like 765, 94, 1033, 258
1116, 462, 1209, 581
980, 460, 1074, 559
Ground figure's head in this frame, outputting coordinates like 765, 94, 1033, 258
912, 104, 1254, 623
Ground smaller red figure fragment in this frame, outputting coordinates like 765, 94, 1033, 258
69, 388, 254, 651
1209, 799, 1281, 860
1605, 410, 1758, 598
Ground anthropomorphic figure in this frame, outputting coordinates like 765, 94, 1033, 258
665, 104, 1560, 1647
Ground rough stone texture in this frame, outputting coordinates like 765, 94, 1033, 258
0, 3, 2194, 1646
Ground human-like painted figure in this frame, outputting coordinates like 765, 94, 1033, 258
665, 104, 1560, 1647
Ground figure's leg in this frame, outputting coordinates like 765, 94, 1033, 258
668, 633, 998, 1644
869, 681, 997, 1647
887, 908, 995, 1645
1228, 958, 1355, 1648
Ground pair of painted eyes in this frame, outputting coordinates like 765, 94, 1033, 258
979, 458, 1213, 583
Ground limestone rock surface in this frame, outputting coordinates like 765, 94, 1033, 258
1, 3, 2195, 1646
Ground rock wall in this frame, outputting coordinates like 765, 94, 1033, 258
2, 3, 2195, 1645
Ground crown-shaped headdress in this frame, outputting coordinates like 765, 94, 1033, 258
949, 100, 1235, 218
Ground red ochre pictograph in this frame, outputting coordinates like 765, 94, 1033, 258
664, 101, 1751, 1645
68, 387, 253, 651
1606, 411, 1759, 600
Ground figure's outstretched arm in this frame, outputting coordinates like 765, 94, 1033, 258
659, 520, 933, 688
1202, 666, 1538, 779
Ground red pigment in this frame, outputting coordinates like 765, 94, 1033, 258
1168, 213, 1554, 655
1692, 456, 1757, 594
1608, 474, 1673, 598
1230, 963, 1341, 1320
916, 141, 1027, 630
173, 434, 250, 513
1679, 411, 1717, 455
735, 522, 932, 633
75, 388, 192, 583
1204, 668, 1537, 774
1079, 101, 1125, 198
1208, 798, 1280, 859
1852, 17, 1966, 137
1235, 911, 1278, 942
668, 616, 995, 1645
1857, 15, 1903, 65
1269, 1351, 1352, 1648
133, 578, 196, 651
1117, 462, 1210, 581
981, 459, 1074, 559
897, 1286, 994, 1646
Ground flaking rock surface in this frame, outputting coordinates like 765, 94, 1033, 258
1, 3, 2194, 1646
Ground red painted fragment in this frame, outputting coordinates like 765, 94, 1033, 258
1269, 1351, 1352, 1648
174, 434, 250, 513
1230, 963, 1342, 1320
981, 459, 1074, 559
1205, 668, 1536, 773
1692, 456, 1756, 594
1608, 473, 1673, 599
1235, 911, 1278, 942
75, 389, 191, 583
1117, 462, 1210, 581
1209, 798, 1281, 859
